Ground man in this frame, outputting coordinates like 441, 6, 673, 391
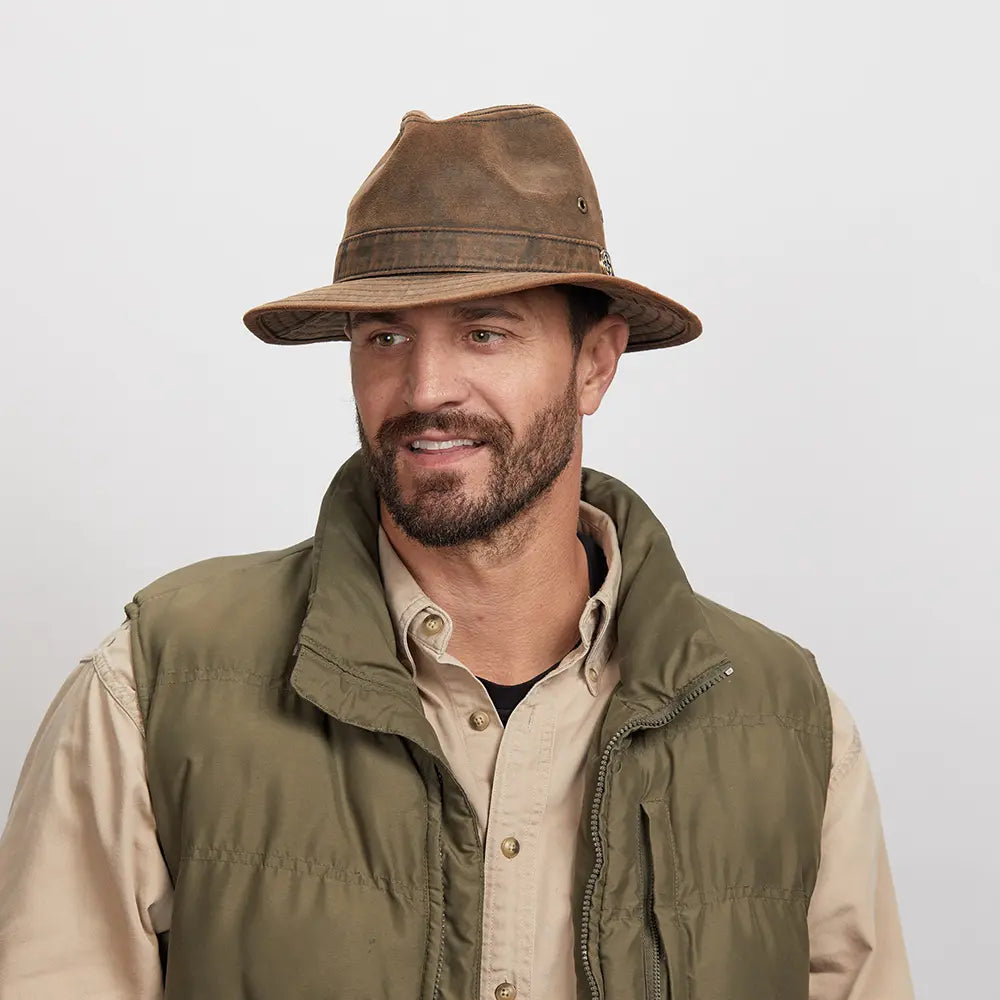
0, 105, 912, 999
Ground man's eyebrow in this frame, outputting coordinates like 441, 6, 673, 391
448, 304, 525, 324
348, 310, 406, 329
348, 304, 526, 330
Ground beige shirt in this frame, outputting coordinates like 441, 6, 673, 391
0, 502, 913, 999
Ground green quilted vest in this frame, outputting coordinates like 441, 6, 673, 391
127, 450, 831, 1000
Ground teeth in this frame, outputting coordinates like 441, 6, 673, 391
410, 439, 478, 451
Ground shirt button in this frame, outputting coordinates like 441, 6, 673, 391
495, 983, 517, 1000
421, 613, 444, 636
500, 836, 520, 859
586, 666, 599, 685
469, 710, 491, 731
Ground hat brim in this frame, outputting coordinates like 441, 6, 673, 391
242, 271, 700, 352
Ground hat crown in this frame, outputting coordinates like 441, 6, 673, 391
335, 105, 608, 281
242, 104, 701, 353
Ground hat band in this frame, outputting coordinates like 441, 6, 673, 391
334, 227, 607, 281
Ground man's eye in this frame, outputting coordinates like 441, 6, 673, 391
372, 332, 406, 347
469, 329, 503, 345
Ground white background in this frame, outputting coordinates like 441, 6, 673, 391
2, 1, 997, 994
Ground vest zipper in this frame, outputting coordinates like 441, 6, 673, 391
636, 807, 664, 1000
579, 660, 734, 1000
430, 766, 448, 1000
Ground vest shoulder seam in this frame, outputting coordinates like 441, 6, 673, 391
693, 593, 817, 660
134, 540, 313, 605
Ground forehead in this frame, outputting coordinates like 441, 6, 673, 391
348, 288, 566, 330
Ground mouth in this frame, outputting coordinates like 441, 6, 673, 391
400, 437, 488, 466
405, 437, 486, 453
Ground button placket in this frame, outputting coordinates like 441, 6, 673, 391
479, 698, 556, 1000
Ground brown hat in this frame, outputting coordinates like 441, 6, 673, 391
243, 105, 700, 352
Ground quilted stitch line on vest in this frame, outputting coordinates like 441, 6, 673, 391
685, 885, 810, 908
180, 845, 422, 900
661, 713, 831, 739
155, 670, 288, 687
602, 903, 645, 919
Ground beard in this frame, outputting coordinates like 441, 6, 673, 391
357, 371, 579, 548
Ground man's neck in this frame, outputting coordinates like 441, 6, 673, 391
380, 467, 591, 685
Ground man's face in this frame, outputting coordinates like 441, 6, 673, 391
350, 288, 581, 547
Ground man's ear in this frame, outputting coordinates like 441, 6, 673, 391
578, 315, 629, 416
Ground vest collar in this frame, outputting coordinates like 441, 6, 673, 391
577, 465, 732, 739
290, 451, 730, 744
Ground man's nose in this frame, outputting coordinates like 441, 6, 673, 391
403, 338, 469, 412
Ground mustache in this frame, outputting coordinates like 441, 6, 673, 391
375, 410, 513, 448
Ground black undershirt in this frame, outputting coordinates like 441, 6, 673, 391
476, 532, 608, 726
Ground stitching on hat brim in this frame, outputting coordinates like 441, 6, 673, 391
242, 271, 700, 353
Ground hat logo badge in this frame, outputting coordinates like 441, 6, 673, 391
599, 248, 615, 276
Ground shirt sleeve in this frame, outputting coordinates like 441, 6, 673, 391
0, 624, 173, 999
808, 686, 914, 1000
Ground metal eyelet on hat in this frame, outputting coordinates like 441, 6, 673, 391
577, 196, 588, 214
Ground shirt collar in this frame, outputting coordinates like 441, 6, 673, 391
377, 500, 622, 695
